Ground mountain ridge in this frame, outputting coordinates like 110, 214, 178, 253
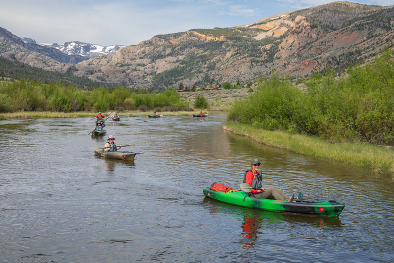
0, 1, 393, 89
73, 1, 393, 88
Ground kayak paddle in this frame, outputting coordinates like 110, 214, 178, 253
104, 144, 131, 149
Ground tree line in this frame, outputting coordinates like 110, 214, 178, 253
0, 79, 190, 113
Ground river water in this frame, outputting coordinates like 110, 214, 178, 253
0, 113, 392, 263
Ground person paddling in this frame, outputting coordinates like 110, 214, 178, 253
244, 158, 290, 201
96, 112, 105, 128
104, 135, 122, 152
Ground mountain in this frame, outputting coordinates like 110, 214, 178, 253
40, 41, 124, 58
0, 27, 123, 74
73, 1, 393, 88
20, 37, 122, 58
1, 1, 393, 89
0, 26, 83, 73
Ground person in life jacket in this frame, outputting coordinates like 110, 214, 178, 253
96, 112, 104, 120
243, 158, 290, 201
104, 135, 122, 152
95, 122, 102, 131
95, 112, 105, 127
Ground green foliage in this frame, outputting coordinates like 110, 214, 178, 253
228, 49, 394, 145
0, 93, 13, 112
222, 82, 232, 90
0, 80, 189, 113
192, 27, 257, 38
222, 81, 243, 90
194, 94, 208, 109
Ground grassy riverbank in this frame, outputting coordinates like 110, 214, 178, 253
0, 110, 203, 120
224, 121, 393, 175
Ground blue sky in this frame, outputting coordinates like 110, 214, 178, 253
0, 0, 392, 46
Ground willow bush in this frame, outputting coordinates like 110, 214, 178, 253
194, 94, 208, 109
228, 48, 393, 145
0, 79, 189, 113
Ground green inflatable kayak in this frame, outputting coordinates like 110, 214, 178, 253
203, 183, 345, 217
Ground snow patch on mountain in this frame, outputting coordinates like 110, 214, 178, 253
25, 39, 124, 58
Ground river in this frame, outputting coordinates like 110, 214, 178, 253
0, 113, 392, 262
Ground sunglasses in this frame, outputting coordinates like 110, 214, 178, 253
253, 163, 260, 166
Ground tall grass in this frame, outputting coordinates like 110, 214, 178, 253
224, 122, 393, 174
228, 48, 393, 146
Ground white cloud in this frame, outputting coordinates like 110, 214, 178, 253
227, 5, 259, 17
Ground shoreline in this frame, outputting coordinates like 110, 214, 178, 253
0, 89, 247, 120
223, 122, 393, 175
0, 110, 205, 120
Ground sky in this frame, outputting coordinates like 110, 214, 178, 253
0, 0, 392, 46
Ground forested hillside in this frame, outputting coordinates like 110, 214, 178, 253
0, 57, 105, 88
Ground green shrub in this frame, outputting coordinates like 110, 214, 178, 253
222, 82, 232, 90
194, 94, 208, 109
0, 93, 13, 112
228, 49, 393, 145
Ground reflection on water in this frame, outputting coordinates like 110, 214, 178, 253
0, 114, 392, 263
103, 159, 135, 173
204, 197, 343, 248
93, 151, 136, 175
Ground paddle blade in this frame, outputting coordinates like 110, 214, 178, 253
240, 183, 252, 193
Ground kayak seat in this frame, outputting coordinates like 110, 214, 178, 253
289, 192, 304, 202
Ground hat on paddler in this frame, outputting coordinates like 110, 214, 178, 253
251, 158, 261, 165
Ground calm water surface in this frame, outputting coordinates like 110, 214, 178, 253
0, 113, 392, 262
